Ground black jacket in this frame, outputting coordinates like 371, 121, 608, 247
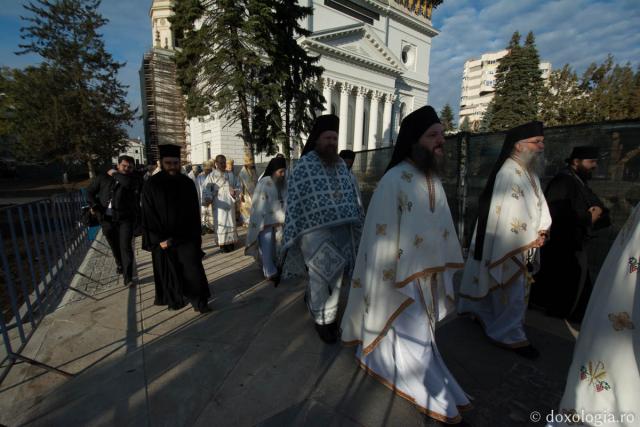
544, 167, 610, 251
87, 172, 142, 223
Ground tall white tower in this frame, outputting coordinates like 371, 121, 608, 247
150, 0, 175, 50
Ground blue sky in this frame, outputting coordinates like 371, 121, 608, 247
429, 0, 640, 123
0, 0, 151, 139
1, 0, 639, 138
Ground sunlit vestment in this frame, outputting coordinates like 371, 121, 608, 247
458, 158, 552, 346
341, 160, 470, 423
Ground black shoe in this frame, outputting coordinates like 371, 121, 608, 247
272, 274, 281, 287
197, 305, 212, 314
315, 323, 337, 344
194, 300, 212, 313
513, 345, 540, 360
116, 265, 123, 274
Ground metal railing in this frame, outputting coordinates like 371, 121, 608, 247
0, 191, 89, 383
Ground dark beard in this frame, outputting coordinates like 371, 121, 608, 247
410, 144, 444, 176
315, 145, 339, 165
274, 176, 286, 195
575, 165, 593, 181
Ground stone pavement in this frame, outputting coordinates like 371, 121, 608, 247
0, 229, 576, 427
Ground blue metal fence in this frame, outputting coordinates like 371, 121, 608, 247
0, 191, 89, 383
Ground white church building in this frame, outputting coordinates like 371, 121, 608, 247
146, 0, 439, 165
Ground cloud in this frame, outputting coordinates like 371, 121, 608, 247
428, 0, 640, 122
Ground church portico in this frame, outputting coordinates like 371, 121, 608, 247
143, 1, 438, 165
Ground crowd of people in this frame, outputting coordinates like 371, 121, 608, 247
85, 108, 638, 426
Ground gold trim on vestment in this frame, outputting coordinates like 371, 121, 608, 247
458, 256, 527, 300
355, 357, 471, 424
488, 240, 538, 269
341, 297, 415, 355
394, 263, 465, 288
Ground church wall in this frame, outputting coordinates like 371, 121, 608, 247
188, 116, 215, 166
216, 117, 246, 165
387, 19, 432, 86
311, 2, 364, 32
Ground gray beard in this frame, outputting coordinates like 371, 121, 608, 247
518, 149, 545, 177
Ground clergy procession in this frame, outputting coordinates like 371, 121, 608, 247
88, 109, 639, 426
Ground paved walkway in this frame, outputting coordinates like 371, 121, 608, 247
0, 230, 576, 426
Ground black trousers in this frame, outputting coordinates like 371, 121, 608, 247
102, 219, 134, 281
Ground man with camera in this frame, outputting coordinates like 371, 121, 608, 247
87, 155, 142, 287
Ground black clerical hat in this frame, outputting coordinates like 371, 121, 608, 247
301, 115, 339, 156
505, 121, 544, 145
385, 105, 441, 172
158, 144, 181, 159
566, 146, 600, 162
262, 157, 287, 178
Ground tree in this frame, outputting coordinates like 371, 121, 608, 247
0, 68, 16, 142
539, 64, 587, 126
172, 0, 323, 160
488, 31, 544, 131
479, 101, 495, 132
539, 56, 640, 126
16, 0, 136, 177
267, 0, 324, 158
170, 0, 208, 118
439, 104, 455, 133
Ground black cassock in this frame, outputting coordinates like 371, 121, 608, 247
531, 167, 610, 321
141, 171, 211, 310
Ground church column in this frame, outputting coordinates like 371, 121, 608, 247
367, 91, 381, 150
352, 86, 366, 152
382, 93, 394, 146
322, 78, 334, 115
338, 82, 351, 152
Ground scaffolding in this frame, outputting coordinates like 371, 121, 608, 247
141, 48, 188, 164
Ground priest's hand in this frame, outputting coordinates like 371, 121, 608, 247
107, 169, 117, 177
588, 206, 603, 224
160, 240, 171, 250
533, 232, 547, 248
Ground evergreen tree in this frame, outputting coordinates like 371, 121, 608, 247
439, 104, 455, 133
172, 0, 323, 160
268, 0, 324, 158
539, 64, 587, 126
170, 0, 208, 117
16, 0, 136, 176
479, 101, 494, 132
488, 31, 544, 131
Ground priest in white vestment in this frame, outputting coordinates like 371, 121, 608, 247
549, 203, 639, 427
210, 154, 239, 252
341, 106, 472, 424
245, 157, 287, 284
282, 114, 363, 344
196, 161, 214, 233
238, 153, 259, 226
458, 121, 552, 359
